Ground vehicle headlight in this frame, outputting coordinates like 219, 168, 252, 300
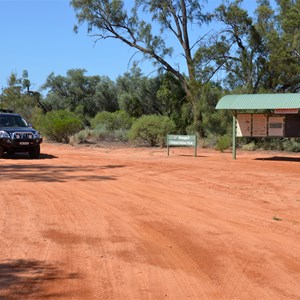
33, 131, 41, 139
0, 131, 10, 138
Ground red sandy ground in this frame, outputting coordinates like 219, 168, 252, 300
0, 142, 300, 299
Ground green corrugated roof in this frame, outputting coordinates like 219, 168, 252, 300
216, 94, 300, 110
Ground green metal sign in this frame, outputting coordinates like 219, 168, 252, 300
167, 135, 197, 157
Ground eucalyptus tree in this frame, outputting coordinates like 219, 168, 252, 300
94, 76, 119, 112
116, 67, 162, 117
0, 71, 47, 119
42, 69, 114, 119
71, 0, 212, 135
194, 0, 268, 93
267, 0, 300, 92
0, 73, 23, 111
44, 69, 101, 115
194, 0, 300, 93
116, 67, 188, 131
156, 72, 190, 132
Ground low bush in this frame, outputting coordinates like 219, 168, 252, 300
128, 115, 175, 147
201, 134, 218, 148
69, 129, 93, 145
242, 141, 256, 151
215, 135, 231, 152
40, 110, 83, 143
69, 125, 130, 145
282, 138, 300, 152
91, 110, 134, 131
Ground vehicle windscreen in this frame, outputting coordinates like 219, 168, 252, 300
0, 115, 28, 127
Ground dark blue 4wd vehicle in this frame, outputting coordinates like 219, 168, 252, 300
0, 110, 42, 159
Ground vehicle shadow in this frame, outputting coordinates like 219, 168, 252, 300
2, 153, 57, 160
176, 154, 207, 157
0, 259, 80, 300
0, 164, 125, 182
255, 156, 300, 162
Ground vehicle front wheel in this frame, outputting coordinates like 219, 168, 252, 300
29, 145, 40, 159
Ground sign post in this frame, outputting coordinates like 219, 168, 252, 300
167, 135, 197, 157
232, 115, 236, 160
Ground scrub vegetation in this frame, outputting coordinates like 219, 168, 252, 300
0, 0, 299, 150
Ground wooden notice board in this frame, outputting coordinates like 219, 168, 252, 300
252, 114, 267, 137
236, 114, 251, 137
268, 116, 284, 136
285, 115, 300, 137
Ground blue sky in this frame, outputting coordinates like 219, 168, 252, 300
0, 0, 266, 92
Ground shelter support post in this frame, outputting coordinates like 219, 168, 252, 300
232, 114, 236, 160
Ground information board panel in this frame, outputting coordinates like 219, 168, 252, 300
167, 135, 196, 146
167, 135, 197, 157
285, 115, 300, 137
236, 114, 251, 137
252, 114, 267, 137
268, 117, 284, 136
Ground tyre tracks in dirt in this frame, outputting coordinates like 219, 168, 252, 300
1, 143, 300, 299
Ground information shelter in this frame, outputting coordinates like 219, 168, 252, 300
215, 94, 300, 159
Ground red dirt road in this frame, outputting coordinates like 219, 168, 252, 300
1, 142, 300, 299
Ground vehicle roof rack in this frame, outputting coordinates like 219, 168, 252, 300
0, 108, 14, 113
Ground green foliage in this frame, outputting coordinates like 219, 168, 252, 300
128, 115, 175, 147
91, 124, 129, 142
69, 124, 129, 145
71, 0, 215, 135
261, 138, 284, 151
200, 134, 218, 148
42, 69, 118, 123
242, 142, 256, 151
39, 110, 83, 143
2, 1, 299, 150
199, 0, 300, 93
91, 110, 134, 131
0, 71, 48, 121
116, 67, 162, 117
215, 135, 231, 152
198, 83, 231, 137
29, 107, 44, 130
266, 0, 300, 93
94, 76, 119, 112
282, 139, 300, 152
238, 138, 300, 153
156, 72, 188, 132
69, 129, 93, 145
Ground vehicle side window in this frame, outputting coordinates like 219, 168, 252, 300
17, 117, 28, 127
0, 116, 10, 126
0, 115, 28, 127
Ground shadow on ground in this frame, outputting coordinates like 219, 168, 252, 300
255, 156, 300, 162
0, 164, 125, 182
2, 153, 57, 160
0, 259, 80, 300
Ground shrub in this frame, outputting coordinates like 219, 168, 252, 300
92, 124, 111, 141
69, 125, 130, 145
114, 128, 129, 142
283, 138, 300, 152
242, 141, 256, 151
215, 135, 231, 152
91, 124, 129, 142
91, 110, 134, 131
128, 115, 176, 147
201, 134, 218, 148
69, 129, 93, 145
40, 110, 83, 143
258, 138, 284, 151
